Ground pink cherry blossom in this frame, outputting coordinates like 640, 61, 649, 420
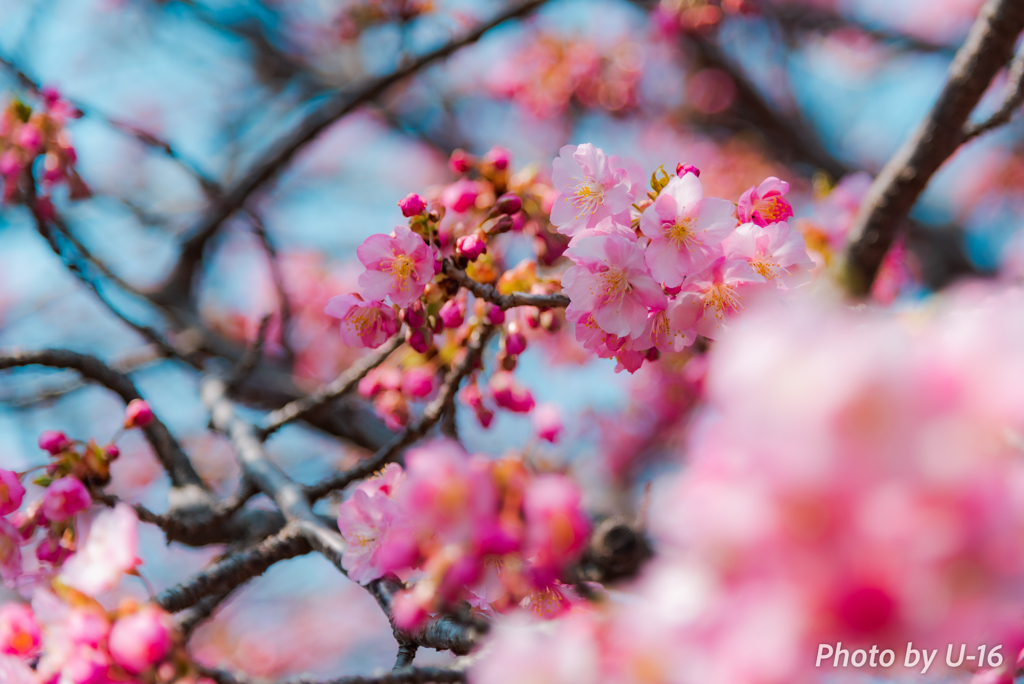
675, 257, 765, 339
523, 475, 590, 584
108, 606, 172, 674
0, 654, 36, 684
0, 518, 21, 587
441, 178, 483, 213
438, 296, 465, 328
490, 372, 536, 413
38, 430, 71, 455
401, 367, 435, 398
41, 476, 92, 522
356, 225, 435, 308
337, 466, 404, 584
638, 173, 737, 286
0, 604, 40, 657
722, 221, 815, 288
0, 470, 24, 516
58, 503, 140, 596
550, 144, 639, 236
456, 233, 487, 260
643, 300, 699, 353
562, 226, 666, 339
325, 293, 400, 348
737, 176, 795, 226
397, 192, 427, 217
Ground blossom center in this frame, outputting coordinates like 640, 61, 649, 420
751, 257, 778, 280
704, 282, 742, 319
598, 266, 631, 304
568, 176, 604, 219
665, 216, 699, 248
753, 195, 789, 222
389, 253, 415, 282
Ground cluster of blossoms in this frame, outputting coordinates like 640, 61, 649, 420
554, 143, 812, 373
336, 440, 590, 627
0, 400, 202, 684
472, 286, 1024, 684
328, 141, 813, 435
488, 32, 644, 117
652, 0, 757, 35
0, 89, 88, 207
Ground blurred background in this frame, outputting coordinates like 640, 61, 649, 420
0, 0, 1019, 677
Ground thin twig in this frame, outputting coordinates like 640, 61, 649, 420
260, 335, 404, 438
304, 324, 495, 501
964, 47, 1024, 140
442, 262, 568, 310
248, 211, 295, 363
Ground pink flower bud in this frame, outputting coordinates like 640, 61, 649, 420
438, 298, 465, 329
108, 607, 173, 675
442, 178, 482, 213
105, 444, 120, 460
36, 534, 69, 565
66, 610, 110, 649
397, 193, 427, 217
484, 145, 511, 171
403, 300, 426, 329
41, 476, 92, 522
406, 326, 433, 354
486, 304, 506, 325
494, 193, 522, 215
38, 430, 71, 455
462, 383, 484, 410
0, 151, 20, 178
490, 372, 535, 413
0, 603, 40, 657
401, 367, 435, 399
124, 399, 154, 429
455, 233, 487, 261
504, 328, 527, 356
375, 390, 409, 431
15, 125, 41, 155
448, 149, 474, 174
475, 406, 495, 428
358, 369, 385, 398
0, 470, 24, 516
533, 404, 563, 443
676, 163, 700, 177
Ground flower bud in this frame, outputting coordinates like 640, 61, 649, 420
124, 399, 154, 429
105, 444, 120, 460
36, 534, 69, 564
490, 371, 535, 413
494, 192, 522, 215
533, 404, 563, 443
486, 304, 506, 325
398, 193, 427, 217
487, 214, 514, 235
438, 297, 465, 329
484, 145, 511, 171
403, 301, 426, 329
456, 233, 487, 261
401, 367, 435, 399
38, 430, 71, 455
108, 606, 173, 675
406, 326, 433, 354
498, 350, 517, 372
676, 163, 700, 178
41, 476, 91, 522
504, 325, 527, 356
448, 149, 474, 174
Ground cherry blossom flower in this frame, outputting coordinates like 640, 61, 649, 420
638, 173, 737, 286
41, 476, 91, 523
0, 604, 39, 658
643, 301, 699, 353
438, 296, 465, 328
490, 372, 536, 413
356, 225, 435, 308
0, 470, 24, 516
523, 475, 590, 584
38, 430, 71, 455
562, 225, 666, 339
325, 293, 400, 348
737, 176, 794, 226
722, 221, 815, 288
550, 144, 639, 236
337, 486, 401, 584
442, 178, 483, 213
108, 606, 173, 674
58, 503, 140, 596
675, 257, 764, 339
397, 192, 427, 217
533, 404, 563, 443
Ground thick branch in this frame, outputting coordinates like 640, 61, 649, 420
304, 324, 495, 501
843, 0, 1024, 295
442, 262, 568, 310
154, 0, 552, 307
198, 665, 466, 684
260, 335, 404, 438
367, 576, 483, 657
0, 349, 205, 490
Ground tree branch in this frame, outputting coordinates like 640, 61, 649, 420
197, 664, 466, 684
963, 47, 1024, 140
153, 0, 552, 308
260, 335, 404, 438
843, 0, 1024, 295
441, 262, 568, 310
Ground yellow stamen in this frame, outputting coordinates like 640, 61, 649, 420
565, 176, 604, 219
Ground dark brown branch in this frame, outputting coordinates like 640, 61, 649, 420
260, 335, 404, 438
964, 47, 1024, 140
247, 212, 295, 363
156, 525, 311, 613
393, 643, 418, 671
843, 0, 1024, 295
176, 586, 238, 638
304, 323, 495, 501
366, 576, 484, 657
0, 349, 205, 490
154, 0, 552, 307
197, 664, 466, 684
442, 262, 568, 310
